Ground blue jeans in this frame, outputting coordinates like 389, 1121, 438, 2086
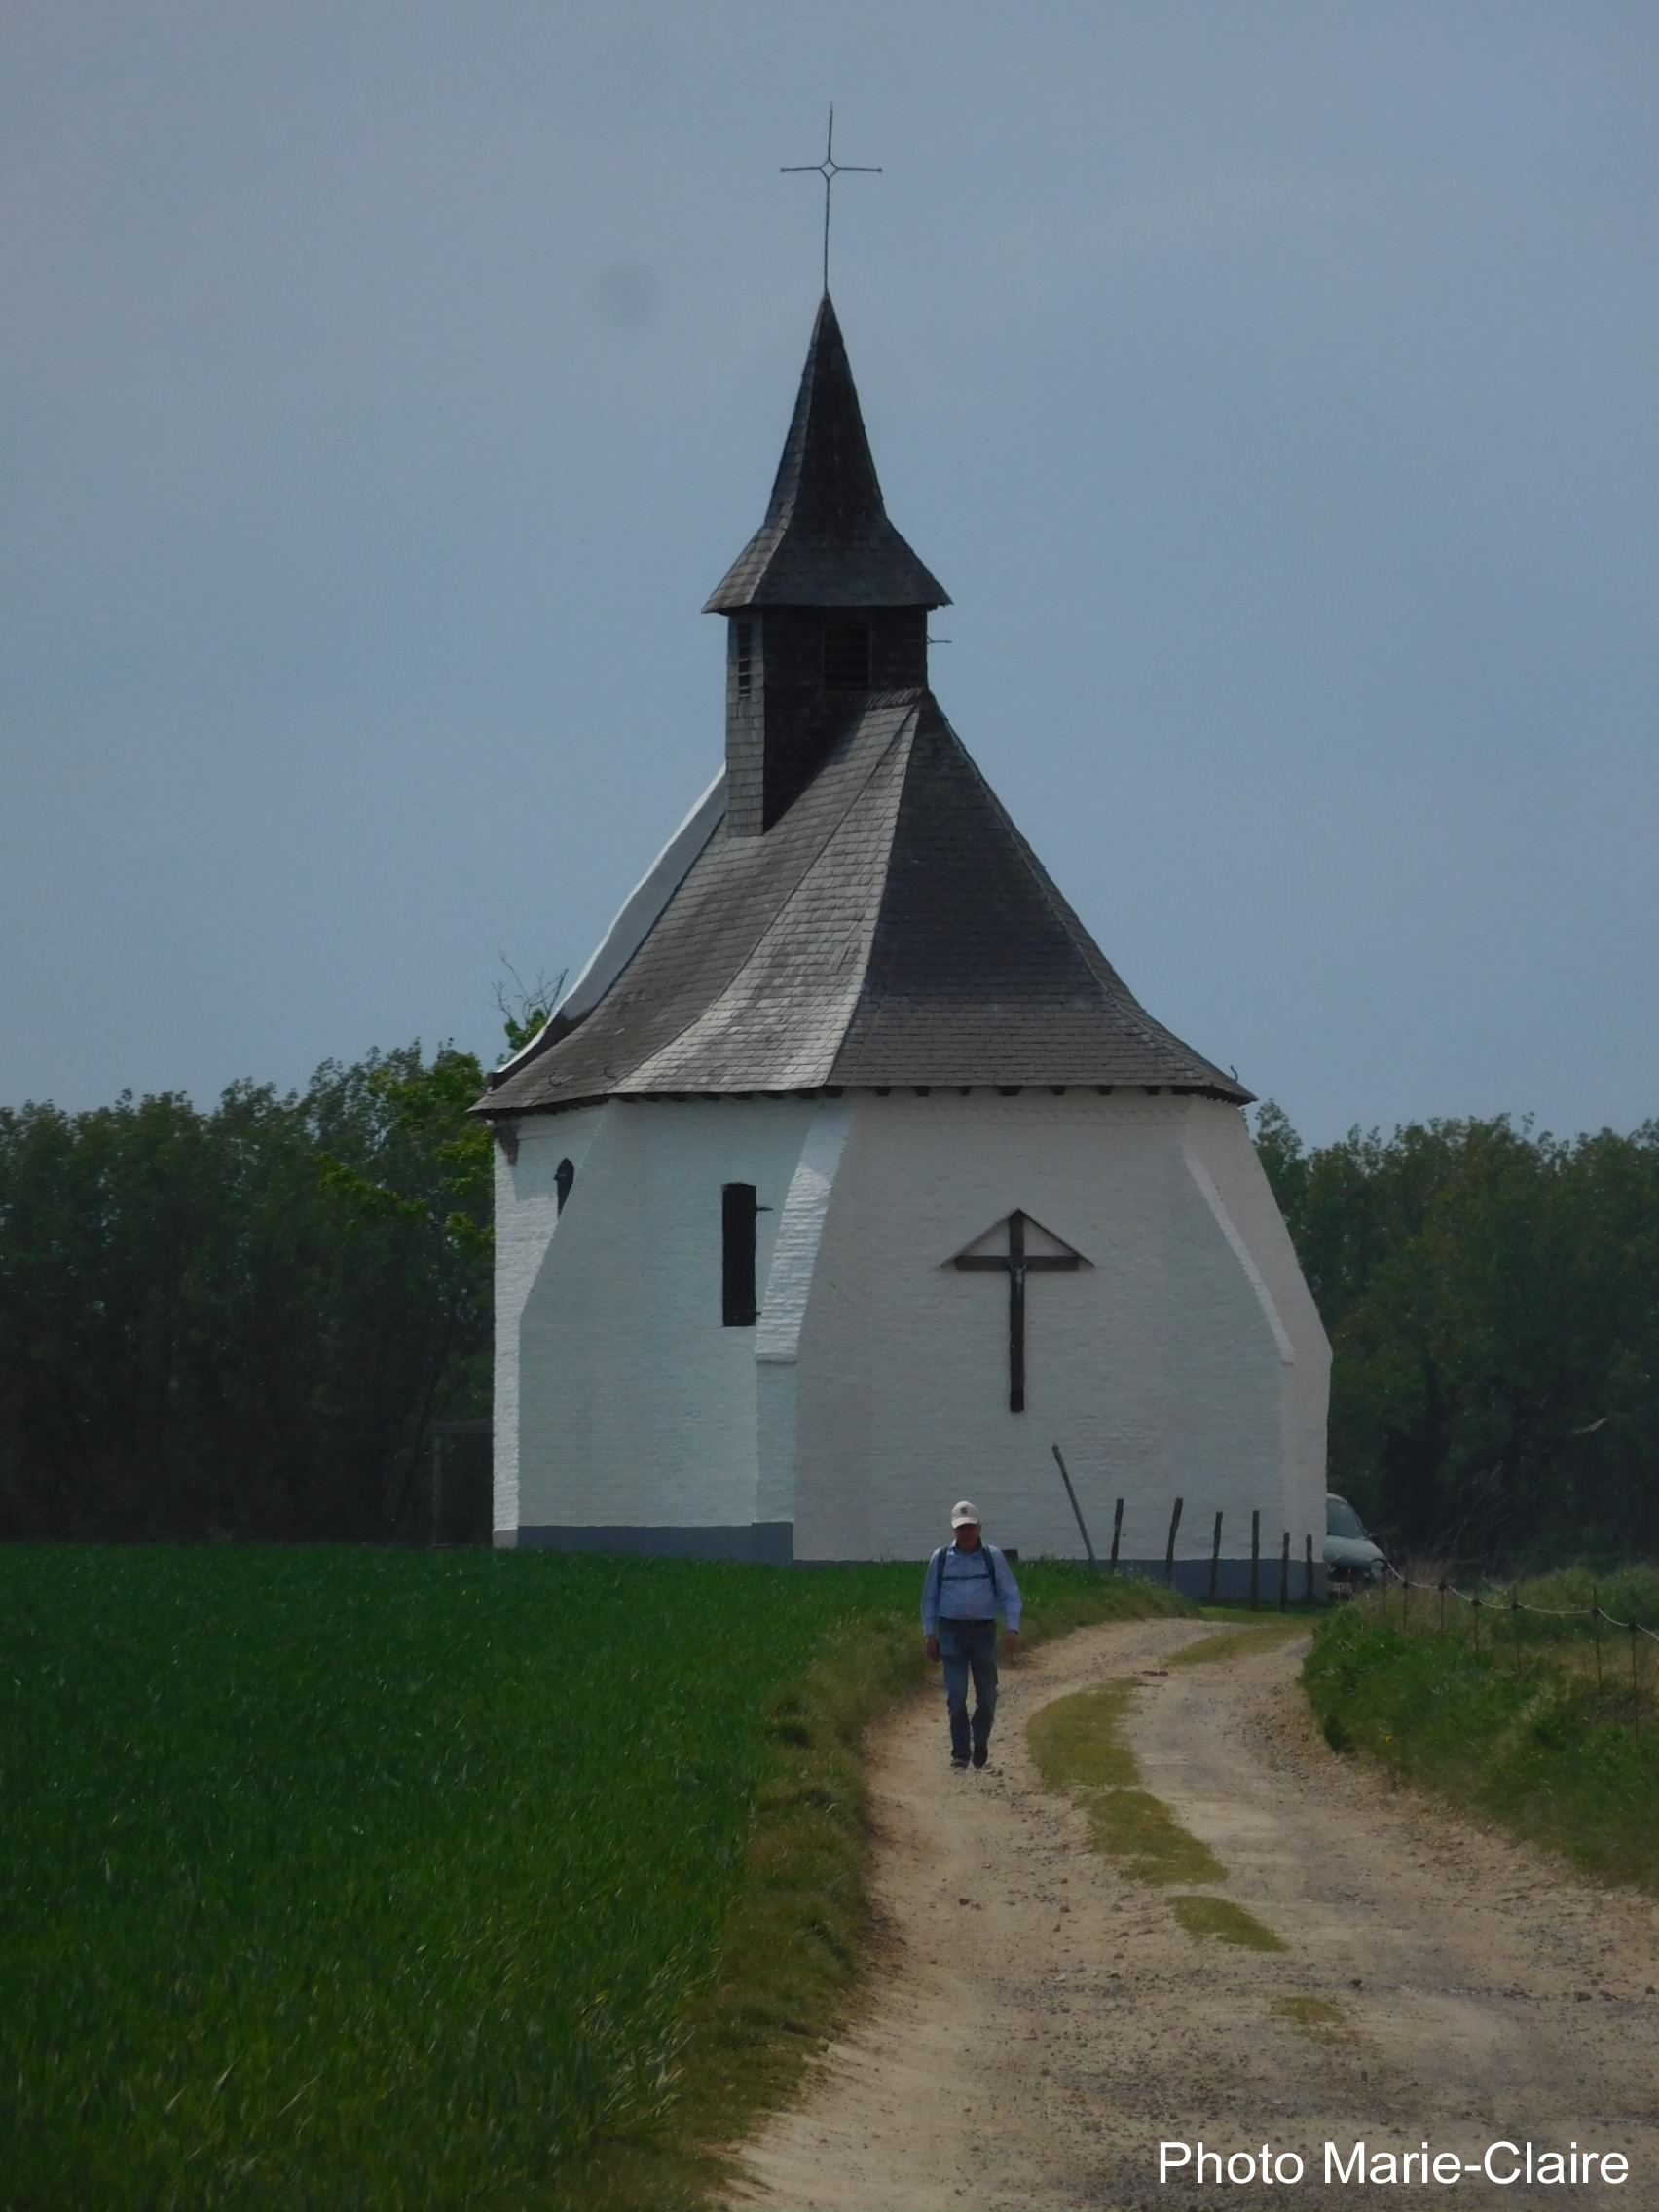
938, 1618, 998, 1759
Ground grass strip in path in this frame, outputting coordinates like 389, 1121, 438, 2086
1027, 1673, 1301, 1954
1082, 1788, 1225, 1886
1171, 1895, 1286, 1950
1167, 1620, 1309, 1669
1272, 1994, 1350, 2039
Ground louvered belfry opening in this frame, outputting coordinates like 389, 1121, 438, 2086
724, 603, 928, 832
707, 294, 948, 837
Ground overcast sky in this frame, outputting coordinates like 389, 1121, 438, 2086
4, 3, 1656, 1145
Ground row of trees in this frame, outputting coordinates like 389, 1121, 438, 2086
2, 1045, 1654, 1559
0, 1048, 493, 1542
1255, 1105, 1659, 1566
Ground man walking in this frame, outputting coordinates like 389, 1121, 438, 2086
922, 1502, 1022, 1770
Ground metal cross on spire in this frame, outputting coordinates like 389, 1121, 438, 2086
782, 107, 880, 293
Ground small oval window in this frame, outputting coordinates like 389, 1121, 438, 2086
554, 1158, 574, 1214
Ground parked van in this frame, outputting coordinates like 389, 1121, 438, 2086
1324, 1493, 1386, 1588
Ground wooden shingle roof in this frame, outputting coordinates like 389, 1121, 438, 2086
484, 694, 1250, 1113
703, 295, 950, 613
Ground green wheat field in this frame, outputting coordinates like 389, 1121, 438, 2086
0, 1545, 1168, 2210
0, 1548, 910, 2208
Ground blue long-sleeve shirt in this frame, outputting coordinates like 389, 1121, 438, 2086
921, 1542, 1022, 1635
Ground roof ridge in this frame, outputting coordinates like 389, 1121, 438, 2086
590, 706, 919, 1088
621, 710, 920, 1092
915, 695, 1244, 1088
814, 695, 1250, 1097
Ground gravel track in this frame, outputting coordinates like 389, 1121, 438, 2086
720, 1617, 1659, 2211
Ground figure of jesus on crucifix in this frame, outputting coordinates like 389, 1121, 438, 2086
950, 1210, 1089, 1413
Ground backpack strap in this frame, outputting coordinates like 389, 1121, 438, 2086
934, 1543, 998, 1618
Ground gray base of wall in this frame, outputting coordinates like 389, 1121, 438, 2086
1153, 1556, 1327, 1603
499, 1521, 795, 1565
494, 1528, 1326, 1598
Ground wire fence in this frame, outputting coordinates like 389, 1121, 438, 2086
1375, 1564, 1659, 1741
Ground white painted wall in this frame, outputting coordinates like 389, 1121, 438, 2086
1182, 1103, 1331, 1567
492, 1105, 605, 1537
495, 1088, 1327, 1565
505, 1096, 816, 1536
790, 1091, 1328, 1565
756, 1099, 853, 1528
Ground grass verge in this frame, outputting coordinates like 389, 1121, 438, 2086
1303, 1568, 1659, 1897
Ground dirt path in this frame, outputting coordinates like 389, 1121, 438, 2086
720, 1617, 1659, 2211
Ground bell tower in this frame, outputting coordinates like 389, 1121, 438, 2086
704, 295, 949, 835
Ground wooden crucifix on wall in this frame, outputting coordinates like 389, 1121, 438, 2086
950, 1210, 1089, 1413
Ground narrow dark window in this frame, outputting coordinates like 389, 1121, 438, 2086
721, 1183, 758, 1326
554, 1158, 574, 1214
735, 620, 754, 695
823, 622, 870, 690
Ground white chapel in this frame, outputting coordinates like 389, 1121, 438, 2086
480, 295, 1329, 1587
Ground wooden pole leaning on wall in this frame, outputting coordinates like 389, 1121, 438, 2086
1249, 1510, 1260, 1611
1279, 1530, 1290, 1611
1050, 1445, 1098, 1569
1304, 1531, 1314, 1604
1208, 1511, 1223, 1605
1593, 1587, 1603, 1699
1109, 1497, 1124, 1574
1164, 1497, 1184, 1586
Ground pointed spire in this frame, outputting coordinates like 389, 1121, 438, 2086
704, 295, 950, 613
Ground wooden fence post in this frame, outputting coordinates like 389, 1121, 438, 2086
1304, 1532, 1314, 1604
1632, 1623, 1641, 1743
1109, 1498, 1124, 1574
1207, 1511, 1223, 1605
1164, 1497, 1183, 1585
1278, 1530, 1290, 1611
1249, 1511, 1260, 1612
1593, 1587, 1603, 1699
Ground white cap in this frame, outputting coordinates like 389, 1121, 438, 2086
950, 1500, 981, 1529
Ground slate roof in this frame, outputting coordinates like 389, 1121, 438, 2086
484, 693, 1251, 1113
703, 295, 950, 613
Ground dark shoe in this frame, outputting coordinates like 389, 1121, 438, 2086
972, 1742, 989, 1769
950, 1751, 970, 1770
